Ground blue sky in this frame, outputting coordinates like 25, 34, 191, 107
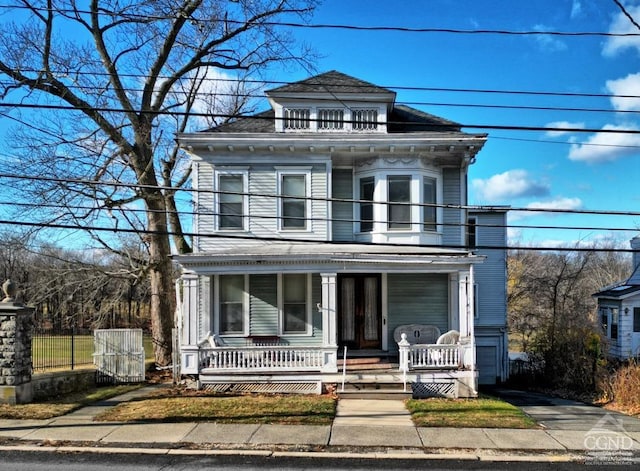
277, 0, 640, 249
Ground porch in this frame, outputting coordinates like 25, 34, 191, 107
192, 340, 477, 398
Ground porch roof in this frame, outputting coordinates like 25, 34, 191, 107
174, 241, 484, 273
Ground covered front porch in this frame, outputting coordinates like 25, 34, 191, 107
175, 243, 482, 398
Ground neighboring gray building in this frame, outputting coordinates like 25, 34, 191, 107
174, 71, 509, 397
594, 236, 640, 360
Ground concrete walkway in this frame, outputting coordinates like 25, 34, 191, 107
0, 386, 639, 463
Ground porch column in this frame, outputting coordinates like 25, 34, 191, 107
179, 272, 200, 374
320, 273, 338, 347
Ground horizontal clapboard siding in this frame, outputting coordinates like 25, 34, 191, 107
332, 168, 354, 241
441, 168, 464, 246
387, 273, 449, 352
249, 274, 279, 336
471, 211, 507, 327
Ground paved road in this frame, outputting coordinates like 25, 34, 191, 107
488, 388, 640, 432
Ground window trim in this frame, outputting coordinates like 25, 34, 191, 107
215, 274, 249, 337
277, 168, 311, 232
422, 175, 438, 232
600, 306, 620, 342
318, 108, 344, 131
387, 174, 412, 231
214, 170, 248, 231
283, 107, 311, 130
358, 176, 376, 233
278, 273, 312, 336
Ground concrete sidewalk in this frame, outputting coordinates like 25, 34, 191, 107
0, 386, 639, 463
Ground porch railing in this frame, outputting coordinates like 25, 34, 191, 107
398, 333, 468, 372
199, 345, 332, 372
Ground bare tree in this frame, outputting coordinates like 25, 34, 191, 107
0, 1, 316, 364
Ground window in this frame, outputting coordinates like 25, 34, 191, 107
467, 217, 477, 248
388, 175, 411, 230
423, 177, 437, 231
217, 173, 245, 230
282, 274, 308, 333
359, 176, 375, 232
634, 307, 640, 333
600, 306, 620, 341
319, 109, 344, 130
280, 173, 308, 230
611, 308, 619, 341
352, 109, 378, 130
219, 275, 245, 334
284, 108, 310, 130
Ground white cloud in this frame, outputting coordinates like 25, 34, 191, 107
606, 72, 640, 111
471, 169, 550, 203
533, 24, 568, 52
510, 197, 583, 221
568, 123, 640, 162
570, 0, 582, 19
603, 4, 640, 57
544, 121, 585, 137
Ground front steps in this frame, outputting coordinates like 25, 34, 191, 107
335, 357, 413, 400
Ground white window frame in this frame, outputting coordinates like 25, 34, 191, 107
357, 175, 376, 233
278, 273, 312, 335
283, 108, 311, 130
214, 169, 248, 231
351, 108, 379, 131
214, 274, 249, 336
318, 108, 345, 131
276, 168, 312, 232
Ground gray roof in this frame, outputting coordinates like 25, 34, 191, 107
266, 70, 394, 95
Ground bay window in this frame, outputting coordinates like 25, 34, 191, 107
359, 176, 375, 232
388, 175, 411, 230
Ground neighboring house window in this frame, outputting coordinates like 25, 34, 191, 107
352, 109, 378, 130
634, 307, 640, 333
279, 171, 309, 230
282, 274, 309, 334
611, 308, 619, 340
284, 108, 310, 130
319, 109, 344, 130
359, 176, 375, 232
600, 307, 619, 341
217, 173, 245, 230
388, 175, 411, 230
423, 177, 437, 231
219, 275, 245, 334
467, 217, 477, 248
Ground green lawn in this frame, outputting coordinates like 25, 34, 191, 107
406, 395, 538, 428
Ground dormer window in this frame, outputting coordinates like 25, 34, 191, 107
319, 109, 344, 130
352, 109, 378, 131
284, 108, 310, 130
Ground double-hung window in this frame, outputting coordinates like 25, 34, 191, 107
423, 177, 437, 231
281, 274, 309, 334
278, 171, 309, 230
600, 307, 619, 341
218, 275, 246, 335
216, 172, 246, 230
387, 175, 411, 230
359, 176, 375, 232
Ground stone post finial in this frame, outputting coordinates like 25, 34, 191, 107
2, 279, 16, 303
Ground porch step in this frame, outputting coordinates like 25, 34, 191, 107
337, 357, 398, 372
338, 381, 412, 400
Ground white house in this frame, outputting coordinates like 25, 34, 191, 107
593, 236, 640, 360
174, 71, 508, 398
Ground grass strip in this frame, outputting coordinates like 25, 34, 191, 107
0, 385, 142, 420
406, 395, 538, 428
96, 389, 336, 425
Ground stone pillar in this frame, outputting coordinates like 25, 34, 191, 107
0, 280, 34, 404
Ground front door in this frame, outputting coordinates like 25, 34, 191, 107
338, 274, 381, 350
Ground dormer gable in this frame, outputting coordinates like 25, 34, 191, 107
266, 71, 396, 133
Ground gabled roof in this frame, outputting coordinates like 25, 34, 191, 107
266, 70, 395, 96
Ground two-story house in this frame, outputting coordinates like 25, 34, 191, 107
174, 71, 508, 398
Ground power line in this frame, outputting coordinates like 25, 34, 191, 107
0, 216, 636, 254
2, 101, 640, 135
0, 3, 636, 38
1, 171, 640, 219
